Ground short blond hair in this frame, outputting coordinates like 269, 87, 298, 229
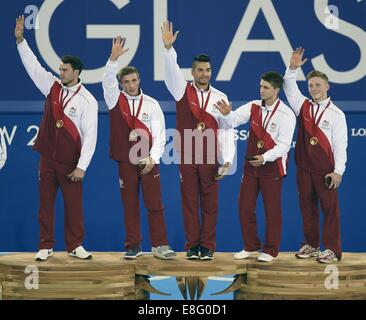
307, 70, 328, 82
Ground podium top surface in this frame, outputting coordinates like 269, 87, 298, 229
1, 252, 365, 277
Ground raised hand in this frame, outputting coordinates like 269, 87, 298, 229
161, 20, 179, 50
214, 99, 232, 116
289, 47, 308, 70
15, 15, 25, 44
110, 36, 129, 62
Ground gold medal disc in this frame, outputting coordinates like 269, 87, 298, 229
310, 137, 318, 146
197, 122, 206, 131
257, 140, 264, 149
56, 120, 64, 128
129, 130, 138, 142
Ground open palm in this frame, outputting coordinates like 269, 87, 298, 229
161, 20, 179, 50
290, 47, 308, 70
15, 15, 25, 44
214, 99, 232, 116
110, 36, 129, 61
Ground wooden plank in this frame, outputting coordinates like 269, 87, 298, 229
1, 252, 366, 300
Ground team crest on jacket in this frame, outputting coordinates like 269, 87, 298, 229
68, 106, 77, 117
270, 123, 277, 131
321, 120, 330, 129
142, 112, 149, 121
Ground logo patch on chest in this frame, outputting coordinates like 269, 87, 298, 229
320, 120, 330, 129
67, 106, 77, 117
269, 123, 277, 131
141, 112, 149, 121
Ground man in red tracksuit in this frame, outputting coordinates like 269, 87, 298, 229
161, 21, 235, 260
283, 47, 348, 264
215, 72, 296, 262
102, 36, 176, 260
15, 16, 98, 261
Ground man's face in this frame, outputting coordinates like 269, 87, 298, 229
308, 77, 329, 102
121, 73, 140, 96
260, 79, 279, 102
59, 63, 78, 86
191, 62, 211, 87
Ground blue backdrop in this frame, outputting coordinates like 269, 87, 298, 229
1, 0, 365, 253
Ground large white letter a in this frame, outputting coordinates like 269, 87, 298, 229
217, 0, 305, 81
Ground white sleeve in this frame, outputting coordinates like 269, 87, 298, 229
217, 126, 236, 165
262, 111, 296, 164
332, 112, 348, 176
102, 59, 120, 110
17, 39, 58, 97
216, 96, 237, 165
283, 67, 307, 116
164, 47, 187, 101
77, 98, 98, 171
149, 103, 166, 164
220, 102, 252, 128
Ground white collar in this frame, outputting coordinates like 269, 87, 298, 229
192, 81, 211, 93
123, 89, 144, 100
261, 98, 279, 111
62, 80, 82, 92
311, 97, 331, 108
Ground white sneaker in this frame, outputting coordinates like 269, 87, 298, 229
35, 248, 54, 261
257, 253, 278, 262
317, 249, 339, 264
234, 249, 258, 260
152, 245, 176, 260
68, 246, 92, 259
295, 244, 320, 259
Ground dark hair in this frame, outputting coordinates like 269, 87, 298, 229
61, 55, 84, 75
192, 54, 211, 69
261, 71, 284, 89
117, 66, 140, 82
307, 70, 329, 82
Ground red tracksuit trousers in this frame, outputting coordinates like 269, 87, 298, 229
118, 162, 168, 250
238, 174, 283, 257
296, 167, 342, 259
38, 157, 84, 252
179, 163, 219, 252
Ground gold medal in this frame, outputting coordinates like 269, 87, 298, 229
257, 140, 264, 149
56, 120, 64, 128
310, 137, 318, 146
129, 130, 138, 142
197, 122, 206, 131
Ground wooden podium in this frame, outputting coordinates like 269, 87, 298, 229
0, 252, 365, 300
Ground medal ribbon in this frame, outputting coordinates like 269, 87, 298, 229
259, 99, 281, 141
310, 100, 331, 137
199, 90, 211, 123
57, 85, 81, 122
131, 95, 144, 129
